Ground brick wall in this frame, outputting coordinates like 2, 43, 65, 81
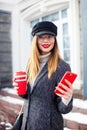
0, 10, 12, 89
0, 90, 23, 130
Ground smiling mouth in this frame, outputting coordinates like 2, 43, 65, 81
42, 44, 50, 48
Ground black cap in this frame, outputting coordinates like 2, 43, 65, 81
31, 21, 57, 36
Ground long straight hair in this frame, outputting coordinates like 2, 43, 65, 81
27, 35, 61, 82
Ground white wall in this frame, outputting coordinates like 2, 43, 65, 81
0, 0, 83, 90
19, 0, 82, 89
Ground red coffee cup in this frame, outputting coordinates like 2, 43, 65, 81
14, 71, 27, 95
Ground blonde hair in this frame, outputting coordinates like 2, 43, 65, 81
27, 35, 61, 82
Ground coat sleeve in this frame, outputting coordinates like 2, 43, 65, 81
55, 60, 73, 114
56, 95, 73, 114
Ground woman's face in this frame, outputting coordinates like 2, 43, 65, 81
37, 34, 55, 55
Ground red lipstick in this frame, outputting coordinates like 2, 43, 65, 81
42, 44, 50, 48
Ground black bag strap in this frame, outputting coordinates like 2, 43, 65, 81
19, 103, 24, 114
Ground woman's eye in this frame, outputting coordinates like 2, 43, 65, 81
48, 36, 51, 38
38, 36, 43, 38
48, 35, 53, 38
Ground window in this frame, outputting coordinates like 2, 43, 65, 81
61, 9, 67, 18
42, 12, 59, 21
62, 23, 70, 63
30, 19, 39, 28
30, 8, 70, 64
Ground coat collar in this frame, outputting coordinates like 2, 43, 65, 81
30, 63, 48, 94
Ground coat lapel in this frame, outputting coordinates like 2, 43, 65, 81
31, 63, 48, 94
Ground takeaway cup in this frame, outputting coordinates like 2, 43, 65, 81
14, 71, 27, 95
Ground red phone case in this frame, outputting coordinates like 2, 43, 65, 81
54, 71, 77, 95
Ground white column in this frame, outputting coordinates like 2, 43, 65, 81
12, 7, 31, 77
19, 17, 31, 70
69, 0, 82, 89
12, 8, 21, 76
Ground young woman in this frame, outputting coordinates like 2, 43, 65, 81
13, 21, 73, 130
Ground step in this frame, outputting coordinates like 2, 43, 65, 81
0, 88, 87, 130
0, 88, 24, 125
63, 98, 87, 130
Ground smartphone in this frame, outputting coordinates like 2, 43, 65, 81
54, 71, 77, 95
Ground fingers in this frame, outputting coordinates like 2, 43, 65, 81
12, 79, 19, 94
13, 82, 18, 87
55, 79, 73, 100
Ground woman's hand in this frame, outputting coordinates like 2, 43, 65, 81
55, 79, 73, 100
13, 80, 19, 94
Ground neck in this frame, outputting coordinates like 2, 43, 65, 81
40, 52, 51, 64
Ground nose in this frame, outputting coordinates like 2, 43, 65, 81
43, 37, 49, 42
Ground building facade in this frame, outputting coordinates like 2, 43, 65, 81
0, 0, 86, 98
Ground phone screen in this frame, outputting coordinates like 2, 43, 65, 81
60, 71, 77, 85
54, 71, 77, 95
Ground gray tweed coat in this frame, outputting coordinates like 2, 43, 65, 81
21, 59, 73, 130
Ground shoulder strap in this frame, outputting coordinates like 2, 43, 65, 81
19, 103, 24, 114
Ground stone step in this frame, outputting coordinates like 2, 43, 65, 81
0, 88, 87, 130
0, 88, 24, 126
63, 98, 87, 130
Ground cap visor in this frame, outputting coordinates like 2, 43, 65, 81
36, 31, 55, 36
